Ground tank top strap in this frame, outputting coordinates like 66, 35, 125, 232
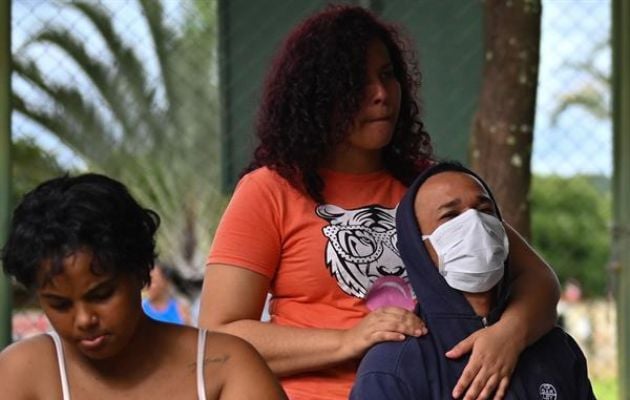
46, 329, 207, 400
196, 329, 208, 400
48, 331, 71, 400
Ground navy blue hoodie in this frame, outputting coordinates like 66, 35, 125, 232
351, 163, 595, 400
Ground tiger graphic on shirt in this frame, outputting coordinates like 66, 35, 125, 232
316, 204, 407, 298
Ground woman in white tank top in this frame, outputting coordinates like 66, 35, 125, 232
0, 174, 286, 400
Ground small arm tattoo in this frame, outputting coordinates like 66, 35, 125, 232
204, 355, 230, 365
189, 354, 231, 370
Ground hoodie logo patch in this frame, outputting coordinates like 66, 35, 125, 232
316, 204, 406, 298
539, 383, 557, 400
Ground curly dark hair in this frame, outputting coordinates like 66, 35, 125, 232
246, 4, 433, 202
1, 173, 160, 289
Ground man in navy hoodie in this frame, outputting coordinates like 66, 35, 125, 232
350, 162, 595, 400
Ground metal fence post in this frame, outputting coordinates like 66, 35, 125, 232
613, 0, 630, 398
0, 0, 13, 349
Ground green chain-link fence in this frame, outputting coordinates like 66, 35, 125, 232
532, 2, 615, 393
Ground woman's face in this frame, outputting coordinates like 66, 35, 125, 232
37, 248, 145, 361
343, 39, 402, 152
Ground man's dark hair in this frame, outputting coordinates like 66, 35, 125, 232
1, 173, 160, 289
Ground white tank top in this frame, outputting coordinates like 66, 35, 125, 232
48, 330, 209, 400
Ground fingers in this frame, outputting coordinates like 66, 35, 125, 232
449, 326, 518, 399
460, 371, 505, 400
453, 360, 512, 400
470, 373, 498, 400
454, 366, 498, 400
492, 377, 509, 400
372, 307, 427, 335
446, 332, 477, 359
365, 331, 406, 344
363, 309, 425, 339
342, 308, 428, 359
452, 360, 481, 398
374, 306, 417, 316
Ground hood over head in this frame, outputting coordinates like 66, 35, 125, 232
396, 162, 509, 321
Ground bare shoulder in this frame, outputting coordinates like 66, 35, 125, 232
201, 330, 269, 377
156, 324, 252, 359
0, 334, 61, 399
203, 331, 287, 400
0, 334, 56, 371
153, 326, 285, 400
204, 330, 260, 362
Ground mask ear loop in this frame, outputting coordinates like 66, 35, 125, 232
422, 235, 446, 273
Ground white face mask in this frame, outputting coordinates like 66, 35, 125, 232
422, 209, 509, 293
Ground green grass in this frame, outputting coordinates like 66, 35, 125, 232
592, 377, 618, 400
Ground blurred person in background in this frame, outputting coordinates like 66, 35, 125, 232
199, 5, 560, 400
557, 278, 593, 357
142, 262, 192, 325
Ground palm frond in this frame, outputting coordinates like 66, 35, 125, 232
13, 0, 223, 278
12, 91, 110, 167
29, 28, 142, 142
121, 155, 226, 277
138, 0, 179, 127
550, 85, 609, 125
552, 39, 611, 125
566, 60, 610, 88
69, 1, 162, 137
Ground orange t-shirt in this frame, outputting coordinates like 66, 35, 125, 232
208, 167, 408, 399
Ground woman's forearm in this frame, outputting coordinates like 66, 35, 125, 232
500, 278, 558, 348
215, 319, 350, 376
199, 265, 356, 376
502, 224, 560, 347
200, 265, 424, 376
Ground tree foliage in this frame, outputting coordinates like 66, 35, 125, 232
11, 138, 69, 208
531, 174, 611, 297
551, 40, 611, 124
541, 36, 612, 298
12, 0, 224, 278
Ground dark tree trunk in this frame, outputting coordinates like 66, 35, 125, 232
470, 0, 542, 240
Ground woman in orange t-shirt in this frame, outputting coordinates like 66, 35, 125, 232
199, 5, 560, 400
